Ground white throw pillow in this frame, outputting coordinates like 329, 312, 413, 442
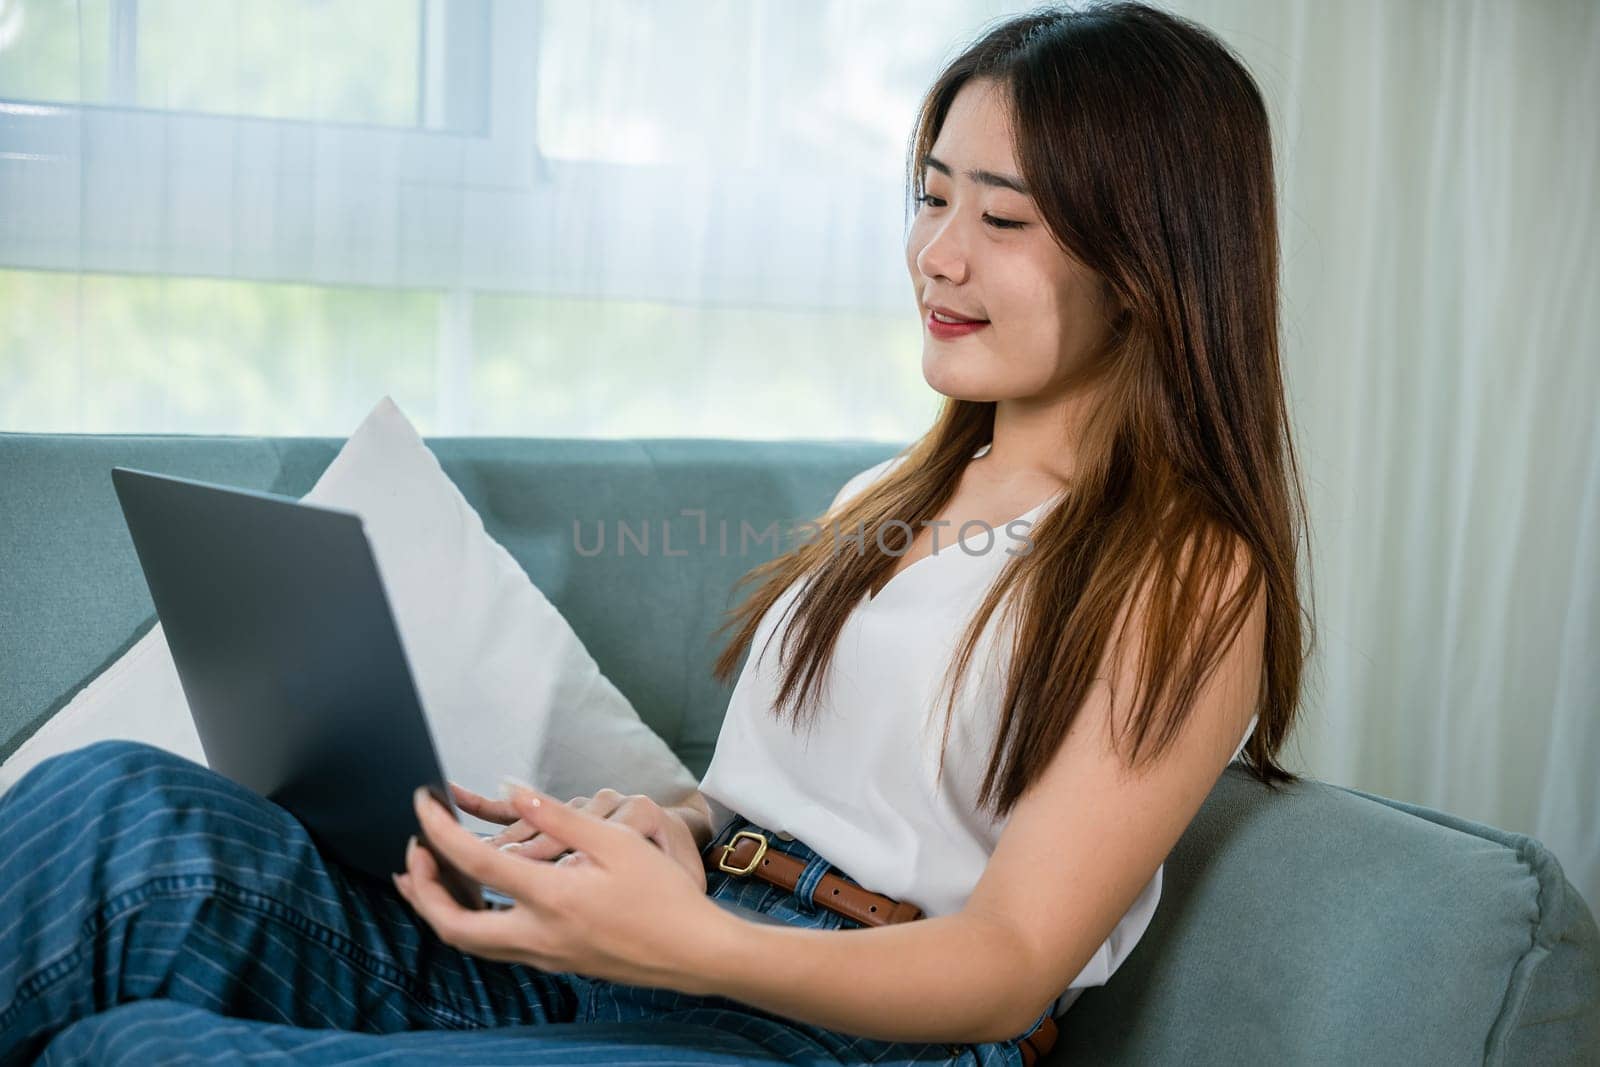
0, 396, 701, 831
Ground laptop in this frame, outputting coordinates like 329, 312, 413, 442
111, 465, 519, 910
109, 466, 793, 928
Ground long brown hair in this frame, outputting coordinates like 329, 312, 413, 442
711, 0, 1315, 819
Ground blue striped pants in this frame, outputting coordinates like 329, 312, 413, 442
0, 740, 1034, 1065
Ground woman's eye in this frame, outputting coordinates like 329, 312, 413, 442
913, 193, 1025, 230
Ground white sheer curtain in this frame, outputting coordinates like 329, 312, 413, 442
1, 0, 1595, 907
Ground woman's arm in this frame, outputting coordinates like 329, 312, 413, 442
413, 785, 1026, 1042
690, 906, 1036, 1045
686, 543, 1267, 1045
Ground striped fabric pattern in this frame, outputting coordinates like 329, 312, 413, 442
0, 741, 1031, 1065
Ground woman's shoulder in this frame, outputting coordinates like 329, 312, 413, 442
828, 452, 909, 512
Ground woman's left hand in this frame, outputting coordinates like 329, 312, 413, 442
393, 780, 726, 994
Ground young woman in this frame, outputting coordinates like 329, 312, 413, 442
0, 3, 1311, 1064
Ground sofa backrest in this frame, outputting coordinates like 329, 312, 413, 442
0, 431, 901, 769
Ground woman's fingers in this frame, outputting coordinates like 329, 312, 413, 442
463, 786, 684, 870
500, 838, 580, 862
408, 796, 532, 905
500, 794, 678, 869
394, 831, 529, 961
496, 792, 624, 861
487, 817, 535, 847
448, 781, 519, 826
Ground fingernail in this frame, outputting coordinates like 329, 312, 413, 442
499, 775, 542, 806
406, 834, 418, 855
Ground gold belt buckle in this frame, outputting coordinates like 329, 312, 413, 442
717, 830, 769, 876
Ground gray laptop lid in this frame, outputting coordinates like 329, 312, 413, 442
110, 466, 454, 887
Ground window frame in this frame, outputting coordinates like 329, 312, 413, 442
0, 0, 906, 312
0, 0, 538, 286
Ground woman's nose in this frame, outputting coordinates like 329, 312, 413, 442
915, 223, 969, 286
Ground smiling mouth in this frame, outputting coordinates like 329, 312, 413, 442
928, 308, 988, 324
925, 309, 991, 337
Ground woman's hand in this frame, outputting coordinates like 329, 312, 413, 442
395, 782, 729, 993
449, 782, 708, 894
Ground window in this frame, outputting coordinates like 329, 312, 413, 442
0, 0, 988, 435
0, 0, 484, 129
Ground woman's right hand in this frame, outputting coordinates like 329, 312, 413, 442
448, 782, 709, 893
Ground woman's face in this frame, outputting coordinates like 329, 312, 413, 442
906, 77, 1115, 403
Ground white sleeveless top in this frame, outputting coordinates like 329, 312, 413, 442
699, 447, 1258, 1018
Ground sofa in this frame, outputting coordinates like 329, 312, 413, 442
2, 428, 1596, 1066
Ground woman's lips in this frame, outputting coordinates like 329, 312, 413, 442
926, 309, 990, 339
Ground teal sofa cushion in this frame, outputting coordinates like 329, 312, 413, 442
0, 432, 901, 771
2, 430, 1596, 1065
1054, 770, 1600, 1064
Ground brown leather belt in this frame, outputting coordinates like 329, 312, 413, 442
704, 829, 924, 926
1016, 1014, 1059, 1066
702, 828, 1060, 1066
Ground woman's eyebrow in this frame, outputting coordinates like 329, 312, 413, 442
923, 154, 1031, 196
